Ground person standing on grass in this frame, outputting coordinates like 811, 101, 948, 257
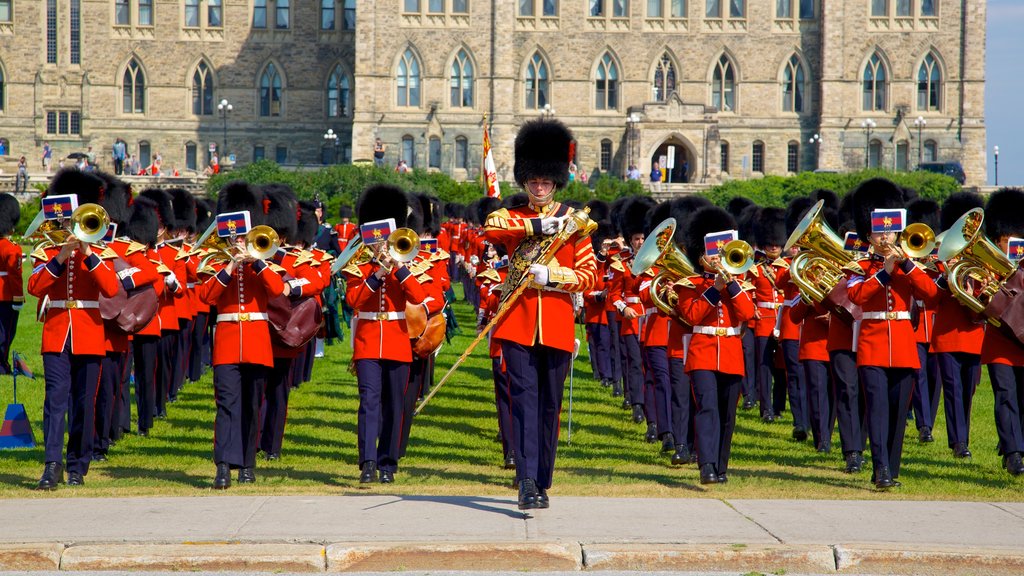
0, 194, 23, 376
482, 119, 598, 510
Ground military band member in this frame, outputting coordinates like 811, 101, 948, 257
749, 207, 787, 423
188, 198, 216, 384
0, 195, 23, 376
779, 197, 813, 439
845, 178, 938, 489
30, 170, 120, 489
167, 188, 198, 403
584, 221, 615, 388
906, 198, 943, 445
482, 119, 598, 509
335, 205, 358, 251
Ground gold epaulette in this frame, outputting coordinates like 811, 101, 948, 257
672, 277, 696, 290
408, 259, 433, 277
430, 249, 450, 262
320, 252, 336, 262
30, 246, 50, 261
610, 257, 625, 273
484, 208, 511, 229
741, 281, 756, 292
197, 265, 217, 276
748, 265, 761, 278
477, 268, 501, 283
342, 262, 363, 278
155, 262, 173, 275
268, 263, 287, 274
175, 247, 191, 261
842, 258, 868, 275
125, 241, 147, 256
771, 257, 790, 269
99, 246, 119, 260
292, 250, 313, 268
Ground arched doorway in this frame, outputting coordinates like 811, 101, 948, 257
650, 137, 694, 183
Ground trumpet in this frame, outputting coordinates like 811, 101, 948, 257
27, 203, 110, 252
938, 208, 1016, 326
630, 218, 697, 320
198, 225, 280, 269
901, 222, 936, 259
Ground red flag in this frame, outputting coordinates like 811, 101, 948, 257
483, 121, 501, 199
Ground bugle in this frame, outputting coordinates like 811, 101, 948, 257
27, 203, 110, 253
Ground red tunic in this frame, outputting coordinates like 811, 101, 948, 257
271, 250, 327, 359
928, 283, 985, 355
198, 259, 286, 367
345, 260, 427, 362
751, 260, 786, 337
774, 261, 802, 341
790, 299, 830, 362
638, 269, 670, 347
0, 238, 24, 303
105, 239, 165, 352
583, 256, 608, 325
675, 274, 756, 376
608, 255, 642, 336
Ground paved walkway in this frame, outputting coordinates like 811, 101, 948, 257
1, 495, 1023, 573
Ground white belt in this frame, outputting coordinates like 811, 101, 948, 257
692, 325, 742, 337
48, 300, 99, 309
216, 312, 269, 323
757, 302, 781, 309
861, 311, 911, 321
356, 311, 406, 321
0, 272, 7, 277
187, 283, 197, 289
625, 296, 641, 304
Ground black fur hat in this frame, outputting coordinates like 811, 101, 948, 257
645, 201, 673, 236
609, 197, 630, 237
95, 172, 133, 225
849, 177, 906, 241
195, 198, 215, 233
501, 192, 528, 210
737, 205, 760, 245
619, 196, 656, 240
755, 207, 787, 248
585, 199, 611, 223
357, 184, 409, 228
476, 197, 502, 226
940, 192, 984, 232
444, 202, 464, 220
985, 188, 1024, 242
138, 188, 175, 233
591, 220, 615, 253
726, 196, 756, 219
417, 194, 443, 236
907, 198, 941, 231
48, 168, 105, 205
126, 196, 160, 247
339, 204, 353, 220
295, 200, 319, 247
563, 200, 583, 211
809, 189, 840, 211
217, 181, 264, 227
785, 196, 814, 237
167, 188, 197, 233
684, 206, 736, 261
262, 184, 298, 242
406, 191, 425, 234
669, 196, 712, 246
0, 194, 20, 237
513, 119, 574, 190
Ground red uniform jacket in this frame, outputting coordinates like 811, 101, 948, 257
271, 249, 327, 359
638, 269, 670, 347
482, 202, 598, 354
751, 260, 786, 338
774, 261, 802, 341
790, 299, 830, 362
928, 279, 984, 355
846, 257, 939, 369
345, 260, 426, 362
982, 324, 1024, 367
583, 256, 608, 325
159, 242, 191, 322
0, 238, 24, 303
198, 259, 285, 367
105, 238, 165, 352
675, 274, 756, 376
608, 254, 642, 336
28, 247, 120, 355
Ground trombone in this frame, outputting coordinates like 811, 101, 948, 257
198, 225, 281, 269
26, 203, 110, 253
330, 228, 420, 276
702, 239, 754, 281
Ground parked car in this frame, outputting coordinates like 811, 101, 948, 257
915, 161, 966, 185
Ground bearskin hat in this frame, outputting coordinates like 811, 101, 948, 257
513, 119, 574, 190
217, 181, 264, 227
0, 194, 20, 237
940, 192, 984, 232
901, 185, 920, 202
591, 220, 616, 253
95, 172, 133, 225
585, 199, 611, 223
417, 194, 443, 236
357, 184, 409, 228
608, 197, 631, 237
755, 207, 787, 248
126, 196, 160, 247
619, 196, 656, 241
785, 196, 814, 238
684, 206, 736, 262
339, 204, 353, 220
444, 202, 464, 220
295, 200, 319, 248
726, 196, 756, 219
907, 198, 941, 231
48, 168, 105, 206
849, 177, 906, 241
985, 188, 1024, 242
261, 184, 298, 242
498, 192, 525, 210
563, 199, 583, 211
737, 205, 760, 246
669, 195, 712, 246
476, 197, 502, 227
138, 188, 175, 233
645, 200, 673, 236
406, 192, 425, 234
809, 189, 839, 211
195, 198, 215, 233
167, 188, 197, 233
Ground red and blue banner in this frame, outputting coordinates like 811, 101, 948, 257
103, 223, 117, 243
844, 232, 869, 253
704, 230, 738, 257
1008, 237, 1024, 262
492, 256, 509, 269
216, 211, 252, 238
42, 195, 79, 221
360, 218, 395, 245
871, 209, 906, 234
420, 238, 438, 253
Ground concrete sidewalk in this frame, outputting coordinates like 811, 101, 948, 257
2, 495, 1024, 573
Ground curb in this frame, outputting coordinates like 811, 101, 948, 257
0, 543, 62, 571
327, 542, 581, 572
59, 543, 325, 572
582, 543, 836, 573
834, 544, 1024, 575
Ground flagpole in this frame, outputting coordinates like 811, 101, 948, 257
11, 350, 16, 405
481, 114, 488, 191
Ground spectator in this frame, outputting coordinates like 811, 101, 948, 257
210, 152, 220, 174
627, 164, 641, 180
127, 154, 141, 176
373, 138, 386, 167
86, 146, 96, 167
0, 139, 6, 156
395, 159, 410, 174
15, 157, 28, 193
568, 162, 577, 182
112, 138, 127, 175
681, 160, 689, 183
42, 141, 53, 174
578, 165, 588, 185
650, 161, 662, 193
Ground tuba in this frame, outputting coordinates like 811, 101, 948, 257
630, 218, 697, 320
784, 199, 854, 305
938, 208, 1017, 327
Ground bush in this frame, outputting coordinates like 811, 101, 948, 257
703, 169, 961, 208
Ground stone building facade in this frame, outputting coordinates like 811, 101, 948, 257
0, 1, 987, 186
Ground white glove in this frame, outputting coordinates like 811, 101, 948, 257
540, 215, 567, 235
529, 263, 549, 286
12, 304, 23, 311
164, 274, 178, 289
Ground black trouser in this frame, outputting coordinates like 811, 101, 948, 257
691, 370, 742, 475
259, 357, 295, 456
213, 363, 266, 468
42, 340, 102, 475
132, 335, 161, 434
860, 366, 915, 479
989, 364, 1024, 456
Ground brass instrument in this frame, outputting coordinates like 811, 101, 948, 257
937, 208, 1016, 326
719, 240, 754, 276
901, 222, 936, 259
246, 225, 280, 260
784, 199, 854, 304
386, 228, 420, 264
630, 218, 697, 320
27, 203, 110, 252
199, 225, 280, 269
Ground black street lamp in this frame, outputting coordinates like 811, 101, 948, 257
217, 98, 233, 158
861, 118, 876, 168
914, 116, 926, 167
994, 145, 1000, 186
809, 133, 822, 170
324, 128, 339, 164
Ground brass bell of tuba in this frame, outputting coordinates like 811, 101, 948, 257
630, 218, 697, 320
784, 199, 854, 304
938, 208, 1016, 326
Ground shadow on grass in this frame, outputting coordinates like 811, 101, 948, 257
101, 464, 208, 488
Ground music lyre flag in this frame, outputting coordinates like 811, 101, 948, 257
492, 255, 509, 269
1008, 237, 1024, 262
420, 238, 438, 253
483, 119, 501, 199
103, 223, 118, 243
870, 209, 906, 234
704, 230, 738, 258
844, 231, 869, 253
360, 218, 395, 246
216, 211, 252, 238
41, 195, 78, 221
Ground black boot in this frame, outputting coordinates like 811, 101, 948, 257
37, 462, 64, 491
874, 465, 895, 489
517, 478, 541, 510
1004, 452, 1024, 476
503, 450, 516, 470
699, 463, 719, 485
359, 460, 377, 484
670, 445, 689, 466
631, 404, 645, 424
843, 451, 863, 474
238, 467, 256, 484
213, 462, 231, 490
660, 432, 675, 453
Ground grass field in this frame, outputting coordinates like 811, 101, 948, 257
0, 278, 1021, 500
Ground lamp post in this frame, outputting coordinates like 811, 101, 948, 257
914, 116, 926, 167
217, 98, 233, 159
994, 145, 1000, 186
541, 103, 556, 120
324, 128, 339, 164
809, 133, 822, 170
626, 112, 640, 173
861, 118, 876, 168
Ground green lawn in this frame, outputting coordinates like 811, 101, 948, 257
0, 279, 1021, 500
